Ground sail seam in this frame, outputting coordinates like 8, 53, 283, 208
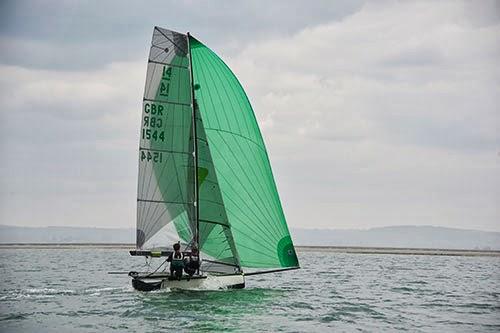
214, 132, 284, 239
143, 98, 191, 107
139, 147, 191, 155
204, 128, 266, 153
199, 219, 230, 228
148, 59, 189, 69
137, 199, 190, 204
197, 52, 244, 140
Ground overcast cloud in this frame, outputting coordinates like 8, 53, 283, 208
0, 0, 499, 231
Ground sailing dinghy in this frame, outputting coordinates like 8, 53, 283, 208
129, 27, 299, 290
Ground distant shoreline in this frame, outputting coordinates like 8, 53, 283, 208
0, 243, 499, 257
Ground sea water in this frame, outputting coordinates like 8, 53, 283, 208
0, 248, 499, 332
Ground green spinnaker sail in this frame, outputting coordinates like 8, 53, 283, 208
189, 36, 299, 268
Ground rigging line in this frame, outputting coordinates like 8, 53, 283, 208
198, 170, 241, 263
222, 223, 242, 265
171, 57, 191, 231
213, 133, 283, 241
203, 259, 239, 268
186, 39, 200, 246
244, 267, 300, 276
196, 53, 243, 138
154, 27, 188, 55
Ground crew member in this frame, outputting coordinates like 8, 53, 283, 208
184, 247, 200, 278
167, 242, 184, 280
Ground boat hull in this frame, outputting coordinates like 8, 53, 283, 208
131, 274, 245, 291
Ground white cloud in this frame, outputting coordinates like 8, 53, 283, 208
224, 1, 500, 230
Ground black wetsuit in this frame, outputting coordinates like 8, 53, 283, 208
184, 254, 200, 276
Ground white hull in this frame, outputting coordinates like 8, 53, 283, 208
162, 274, 244, 290
131, 273, 245, 291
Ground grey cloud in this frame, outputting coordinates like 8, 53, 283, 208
0, 0, 366, 70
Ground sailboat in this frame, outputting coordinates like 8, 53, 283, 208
129, 27, 299, 291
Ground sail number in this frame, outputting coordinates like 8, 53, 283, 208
140, 150, 163, 163
143, 102, 165, 142
142, 128, 165, 141
160, 66, 172, 97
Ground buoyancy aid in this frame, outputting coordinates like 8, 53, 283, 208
171, 252, 184, 269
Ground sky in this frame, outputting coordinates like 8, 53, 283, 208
0, 0, 499, 231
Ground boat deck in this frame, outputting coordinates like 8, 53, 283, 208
133, 272, 207, 280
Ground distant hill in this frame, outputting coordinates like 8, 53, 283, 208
0, 225, 499, 250
0, 225, 134, 244
291, 226, 500, 250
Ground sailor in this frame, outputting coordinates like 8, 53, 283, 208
167, 242, 184, 280
184, 247, 201, 278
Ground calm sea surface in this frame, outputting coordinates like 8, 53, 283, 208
0, 249, 499, 332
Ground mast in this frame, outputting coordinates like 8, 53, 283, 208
187, 32, 199, 250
